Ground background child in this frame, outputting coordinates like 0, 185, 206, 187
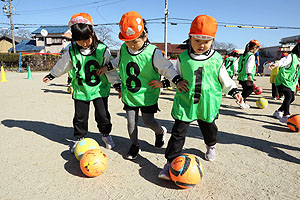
224, 49, 239, 79
112, 11, 188, 160
158, 15, 243, 180
269, 39, 300, 123
237, 40, 260, 109
269, 53, 287, 100
43, 13, 120, 152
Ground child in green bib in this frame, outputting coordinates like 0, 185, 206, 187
158, 15, 243, 180
107, 11, 188, 160
43, 13, 121, 152
269, 39, 300, 123
237, 40, 260, 109
225, 50, 239, 79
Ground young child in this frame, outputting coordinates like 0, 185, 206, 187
237, 39, 260, 109
158, 15, 243, 180
224, 49, 239, 79
269, 39, 300, 123
110, 11, 188, 160
43, 13, 121, 152
269, 53, 287, 100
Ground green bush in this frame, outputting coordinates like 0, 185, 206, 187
0, 53, 62, 71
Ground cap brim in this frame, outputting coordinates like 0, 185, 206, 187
190, 34, 214, 40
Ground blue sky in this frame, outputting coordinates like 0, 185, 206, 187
1, 0, 300, 49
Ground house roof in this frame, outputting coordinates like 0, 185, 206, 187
0, 34, 29, 43
9, 40, 44, 52
152, 43, 187, 54
32, 26, 69, 35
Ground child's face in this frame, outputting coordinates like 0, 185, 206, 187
191, 37, 213, 54
75, 36, 93, 49
125, 35, 147, 52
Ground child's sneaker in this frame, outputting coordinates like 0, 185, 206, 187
102, 135, 115, 149
70, 137, 84, 153
205, 145, 216, 161
158, 162, 171, 180
280, 115, 290, 123
155, 126, 167, 148
126, 144, 141, 160
273, 110, 283, 119
237, 101, 250, 109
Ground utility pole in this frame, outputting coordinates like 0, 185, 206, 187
2, 0, 16, 53
164, 0, 168, 58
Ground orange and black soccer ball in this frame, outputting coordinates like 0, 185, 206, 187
169, 154, 204, 188
80, 149, 108, 177
287, 114, 300, 132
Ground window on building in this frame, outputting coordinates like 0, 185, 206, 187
52, 38, 62, 45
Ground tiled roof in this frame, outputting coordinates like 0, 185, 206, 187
9, 40, 44, 52
32, 26, 69, 34
0, 34, 30, 43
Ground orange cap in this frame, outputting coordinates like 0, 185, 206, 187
68, 13, 93, 27
249, 39, 260, 47
119, 11, 144, 41
233, 50, 239, 53
189, 15, 217, 40
282, 52, 288, 57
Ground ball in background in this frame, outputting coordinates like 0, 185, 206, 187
169, 154, 204, 189
287, 114, 300, 132
256, 98, 268, 109
74, 138, 100, 160
254, 86, 263, 95
80, 149, 108, 177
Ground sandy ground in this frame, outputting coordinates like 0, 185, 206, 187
0, 71, 299, 200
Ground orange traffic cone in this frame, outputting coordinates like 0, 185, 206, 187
0, 66, 7, 82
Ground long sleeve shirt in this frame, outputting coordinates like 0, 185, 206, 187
175, 50, 238, 95
49, 47, 120, 85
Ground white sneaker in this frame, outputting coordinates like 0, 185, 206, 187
102, 135, 115, 149
237, 101, 250, 109
273, 110, 283, 119
280, 115, 290, 123
158, 162, 171, 180
205, 145, 216, 161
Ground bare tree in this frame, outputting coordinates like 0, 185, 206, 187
15, 29, 32, 39
213, 41, 236, 52
0, 28, 10, 36
94, 25, 121, 48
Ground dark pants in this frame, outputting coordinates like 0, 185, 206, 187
165, 119, 218, 163
272, 83, 283, 98
239, 80, 254, 102
73, 97, 112, 139
277, 84, 295, 116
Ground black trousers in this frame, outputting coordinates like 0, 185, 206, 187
165, 119, 218, 163
239, 80, 254, 102
73, 97, 112, 139
277, 84, 295, 116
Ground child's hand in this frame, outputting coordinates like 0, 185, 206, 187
148, 80, 163, 89
176, 80, 189, 93
268, 64, 276, 71
234, 92, 243, 104
96, 66, 108, 76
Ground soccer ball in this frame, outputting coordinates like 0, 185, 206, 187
67, 86, 73, 94
169, 154, 204, 188
256, 98, 268, 109
287, 114, 300, 132
80, 149, 108, 177
74, 138, 100, 160
254, 86, 263, 95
